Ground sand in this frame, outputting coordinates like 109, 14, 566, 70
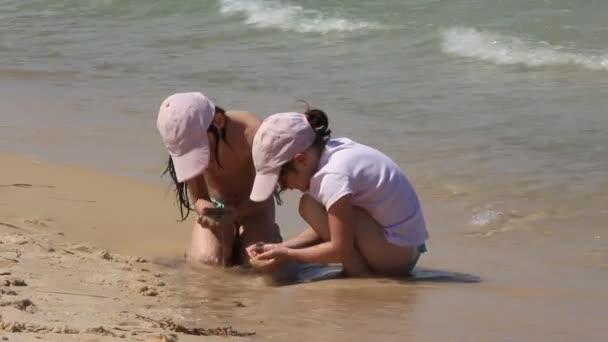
0, 222, 241, 342
0, 153, 256, 341
0, 153, 190, 259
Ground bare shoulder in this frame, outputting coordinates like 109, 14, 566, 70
227, 110, 262, 148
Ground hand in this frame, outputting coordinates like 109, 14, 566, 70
195, 201, 235, 229
194, 199, 214, 223
250, 243, 289, 261
246, 243, 288, 272
249, 255, 280, 272
246, 242, 276, 258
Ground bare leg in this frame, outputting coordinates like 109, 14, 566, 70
297, 194, 369, 275
298, 194, 414, 276
185, 219, 237, 267
239, 198, 282, 266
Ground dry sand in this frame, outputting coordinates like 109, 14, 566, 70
0, 153, 255, 341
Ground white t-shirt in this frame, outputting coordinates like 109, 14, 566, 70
307, 138, 428, 247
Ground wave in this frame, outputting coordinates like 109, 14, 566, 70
219, 0, 383, 33
470, 210, 505, 227
441, 27, 608, 71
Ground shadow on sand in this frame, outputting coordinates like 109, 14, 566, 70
270, 263, 481, 286
151, 256, 481, 286
403, 267, 480, 283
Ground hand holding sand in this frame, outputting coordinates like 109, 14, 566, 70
247, 243, 285, 271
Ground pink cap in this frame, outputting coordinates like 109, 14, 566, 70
250, 112, 315, 202
157, 92, 215, 183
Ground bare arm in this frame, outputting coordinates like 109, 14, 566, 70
186, 176, 214, 217
224, 110, 264, 217
282, 227, 321, 249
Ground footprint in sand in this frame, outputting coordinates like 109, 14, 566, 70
0, 298, 36, 313
70, 244, 93, 253
0, 288, 17, 296
23, 218, 49, 227
97, 249, 147, 265
3, 277, 27, 287
1, 235, 28, 245
137, 286, 159, 297
0, 259, 18, 268
85, 326, 125, 338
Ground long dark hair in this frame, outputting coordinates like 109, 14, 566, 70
162, 106, 228, 221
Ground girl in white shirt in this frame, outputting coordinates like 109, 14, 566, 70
247, 109, 428, 276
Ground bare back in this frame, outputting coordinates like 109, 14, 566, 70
202, 110, 269, 218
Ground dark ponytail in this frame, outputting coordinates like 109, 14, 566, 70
298, 101, 331, 146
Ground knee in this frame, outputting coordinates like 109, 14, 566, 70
188, 223, 235, 267
186, 251, 223, 266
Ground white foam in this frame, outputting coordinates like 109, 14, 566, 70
470, 210, 504, 227
219, 0, 382, 33
441, 27, 608, 71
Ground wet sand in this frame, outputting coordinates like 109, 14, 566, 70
1, 152, 607, 341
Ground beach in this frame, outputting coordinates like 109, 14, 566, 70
0, 153, 257, 341
1, 153, 606, 341
2, 0, 608, 340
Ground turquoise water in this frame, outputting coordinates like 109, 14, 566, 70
1, 0, 607, 235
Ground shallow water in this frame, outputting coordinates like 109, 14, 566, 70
164, 203, 606, 341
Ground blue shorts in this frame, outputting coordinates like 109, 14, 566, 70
406, 243, 427, 274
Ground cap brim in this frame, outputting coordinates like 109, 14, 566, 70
172, 142, 210, 183
250, 170, 280, 202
